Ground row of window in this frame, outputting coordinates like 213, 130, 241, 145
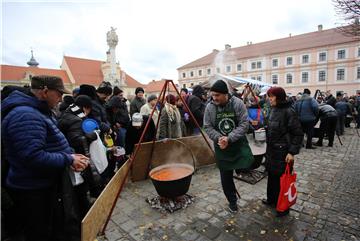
182, 48, 360, 79
270, 67, 360, 84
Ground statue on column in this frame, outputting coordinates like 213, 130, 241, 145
107, 27, 118, 48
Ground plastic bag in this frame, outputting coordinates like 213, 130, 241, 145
69, 169, 84, 186
276, 163, 297, 212
89, 131, 108, 174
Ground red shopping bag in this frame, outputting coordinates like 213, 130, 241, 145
276, 163, 297, 212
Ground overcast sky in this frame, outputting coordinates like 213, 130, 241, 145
1, 0, 340, 84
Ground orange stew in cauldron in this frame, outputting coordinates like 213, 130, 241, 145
150, 165, 193, 181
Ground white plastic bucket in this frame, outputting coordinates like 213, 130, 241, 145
254, 129, 266, 142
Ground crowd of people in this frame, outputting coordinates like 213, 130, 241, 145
1, 74, 360, 240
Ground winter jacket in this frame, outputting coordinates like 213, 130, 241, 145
204, 95, 248, 144
318, 104, 338, 120
1, 91, 73, 190
266, 101, 303, 175
89, 97, 111, 133
335, 100, 351, 117
185, 95, 206, 128
159, 103, 183, 139
294, 94, 319, 122
140, 103, 159, 127
106, 97, 131, 129
58, 104, 96, 154
130, 97, 146, 117
325, 94, 336, 108
125, 115, 156, 155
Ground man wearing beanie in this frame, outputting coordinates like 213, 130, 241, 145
204, 79, 254, 213
130, 87, 146, 116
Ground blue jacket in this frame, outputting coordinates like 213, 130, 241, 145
335, 100, 350, 117
2, 91, 73, 190
294, 94, 319, 122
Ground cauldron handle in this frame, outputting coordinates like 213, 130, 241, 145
170, 139, 197, 172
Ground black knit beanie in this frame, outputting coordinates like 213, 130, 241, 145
79, 84, 97, 99
210, 80, 228, 94
97, 81, 112, 95
135, 87, 145, 95
74, 95, 93, 109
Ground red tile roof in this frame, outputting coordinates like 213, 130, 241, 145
124, 73, 145, 88
178, 27, 358, 70
63, 56, 144, 88
145, 79, 177, 93
63, 56, 104, 86
1, 64, 71, 84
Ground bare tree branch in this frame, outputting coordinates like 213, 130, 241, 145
333, 0, 360, 39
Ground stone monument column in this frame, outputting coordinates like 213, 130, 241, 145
106, 27, 120, 86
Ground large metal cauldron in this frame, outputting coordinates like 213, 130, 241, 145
149, 139, 196, 198
149, 163, 194, 198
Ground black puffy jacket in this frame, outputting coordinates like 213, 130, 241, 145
266, 101, 304, 175
58, 105, 96, 154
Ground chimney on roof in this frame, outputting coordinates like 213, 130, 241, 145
225, 44, 231, 50
289, 33, 292, 37
213, 49, 219, 53
318, 24, 323, 31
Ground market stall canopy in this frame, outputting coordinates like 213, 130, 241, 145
201, 74, 273, 92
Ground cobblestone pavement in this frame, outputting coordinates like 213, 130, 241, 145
103, 129, 360, 241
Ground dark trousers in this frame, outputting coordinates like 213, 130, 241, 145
219, 169, 237, 205
345, 116, 352, 128
300, 120, 315, 148
317, 116, 337, 146
266, 172, 281, 205
6, 187, 56, 241
336, 115, 345, 135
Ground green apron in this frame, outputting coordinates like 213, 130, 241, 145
214, 101, 254, 171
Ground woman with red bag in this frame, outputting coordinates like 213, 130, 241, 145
262, 87, 304, 217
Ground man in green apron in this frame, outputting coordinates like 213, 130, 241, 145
204, 79, 254, 212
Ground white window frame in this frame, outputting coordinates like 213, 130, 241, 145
256, 61, 262, 69
226, 65, 231, 73
251, 62, 256, 70
216, 67, 220, 73
257, 75, 262, 81
272, 58, 279, 68
182, 72, 186, 78
335, 67, 346, 81
286, 56, 293, 66
356, 66, 360, 80
317, 69, 327, 82
236, 63, 242, 72
357, 47, 360, 58
336, 49, 346, 60
318, 51, 327, 63
207, 68, 211, 75
301, 71, 309, 83
286, 73, 293, 84
271, 74, 278, 85
301, 54, 310, 64
190, 71, 194, 77
198, 69, 202, 76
